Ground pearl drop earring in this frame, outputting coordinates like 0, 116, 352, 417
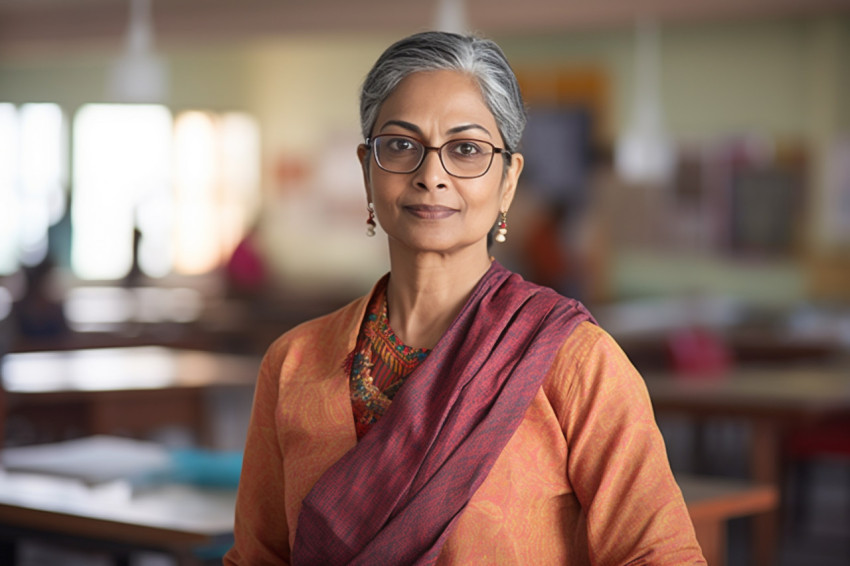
494, 211, 508, 243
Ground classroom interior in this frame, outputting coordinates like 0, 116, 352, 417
1, 0, 850, 564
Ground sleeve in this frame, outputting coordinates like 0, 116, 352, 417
551, 322, 706, 565
223, 344, 291, 566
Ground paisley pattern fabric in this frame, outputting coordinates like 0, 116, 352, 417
292, 263, 591, 565
349, 278, 429, 439
224, 265, 706, 566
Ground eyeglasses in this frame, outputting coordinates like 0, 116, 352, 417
367, 134, 510, 179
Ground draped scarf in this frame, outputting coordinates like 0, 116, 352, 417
292, 261, 593, 565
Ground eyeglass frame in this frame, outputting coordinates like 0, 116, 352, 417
365, 134, 512, 179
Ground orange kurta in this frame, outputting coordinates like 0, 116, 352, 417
224, 288, 705, 565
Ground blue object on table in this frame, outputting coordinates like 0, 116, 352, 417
167, 449, 243, 488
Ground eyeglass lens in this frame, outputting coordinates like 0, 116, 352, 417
373, 135, 496, 178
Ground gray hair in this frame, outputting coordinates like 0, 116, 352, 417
359, 31, 526, 154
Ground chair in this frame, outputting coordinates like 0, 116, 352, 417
784, 417, 850, 534
667, 326, 732, 378
665, 327, 741, 476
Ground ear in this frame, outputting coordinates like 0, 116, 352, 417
499, 152, 523, 213
357, 143, 372, 202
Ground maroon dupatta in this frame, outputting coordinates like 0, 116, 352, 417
292, 262, 593, 565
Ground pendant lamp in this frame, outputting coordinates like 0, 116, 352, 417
107, 0, 168, 103
615, 19, 676, 185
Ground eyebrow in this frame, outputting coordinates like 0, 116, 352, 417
377, 119, 493, 138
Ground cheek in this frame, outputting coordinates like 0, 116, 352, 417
369, 176, 404, 216
466, 178, 506, 216
368, 167, 395, 195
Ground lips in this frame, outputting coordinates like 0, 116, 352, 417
403, 204, 458, 219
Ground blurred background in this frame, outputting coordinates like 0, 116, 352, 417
0, 0, 849, 564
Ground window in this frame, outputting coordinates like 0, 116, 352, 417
172, 111, 260, 275
2, 102, 260, 283
72, 104, 172, 280
0, 103, 66, 275
71, 104, 260, 280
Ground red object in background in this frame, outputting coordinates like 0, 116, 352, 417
667, 327, 732, 377
786, 419, 850, 457
522, 214, 570, 290
226, 234, 267, 296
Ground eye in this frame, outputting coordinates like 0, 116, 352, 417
447, 140, 486, 158
383, 136, 419, 153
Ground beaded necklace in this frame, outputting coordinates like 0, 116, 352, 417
350, 284, 429, 439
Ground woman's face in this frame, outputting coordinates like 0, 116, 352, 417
358, 70, 523, 259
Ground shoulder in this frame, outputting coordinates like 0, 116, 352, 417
503, 268, 594, 329
261, 292, 372, 376
275, 296, 366, 344
544, 321, 610, 384
543, 320, 649, 411
552, 321, 627, 371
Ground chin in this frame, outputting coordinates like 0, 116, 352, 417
387, 227, 489, 256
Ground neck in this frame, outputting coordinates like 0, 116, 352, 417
385, 245, 493, 349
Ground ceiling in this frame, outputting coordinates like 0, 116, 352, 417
1, 0, 849, 56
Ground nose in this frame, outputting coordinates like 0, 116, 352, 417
413, 147, 448, 190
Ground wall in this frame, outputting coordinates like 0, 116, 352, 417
1, 17, 848, 303
497, 17, 850, 305
0, 44, 255, 111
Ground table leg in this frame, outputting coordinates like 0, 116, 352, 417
0, 538, 17, 566
750, 419, 779, 566
692, 418, 708, 473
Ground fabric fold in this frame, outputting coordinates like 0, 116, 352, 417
292, 261, 593, 565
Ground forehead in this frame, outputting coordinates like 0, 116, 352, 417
375, 70, 498, 134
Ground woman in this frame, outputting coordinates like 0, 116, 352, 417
224, 31, 705, 565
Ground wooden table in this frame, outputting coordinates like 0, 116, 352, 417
0, 469, 236, 565
0, 470, 777, 566
0, 435, 777, 566
679, 475, 778, 566
0, 346, 260, 448
644, 365, 850, 566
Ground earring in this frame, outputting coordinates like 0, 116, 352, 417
494, 211, 508, 243
366, 203, 377, 237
